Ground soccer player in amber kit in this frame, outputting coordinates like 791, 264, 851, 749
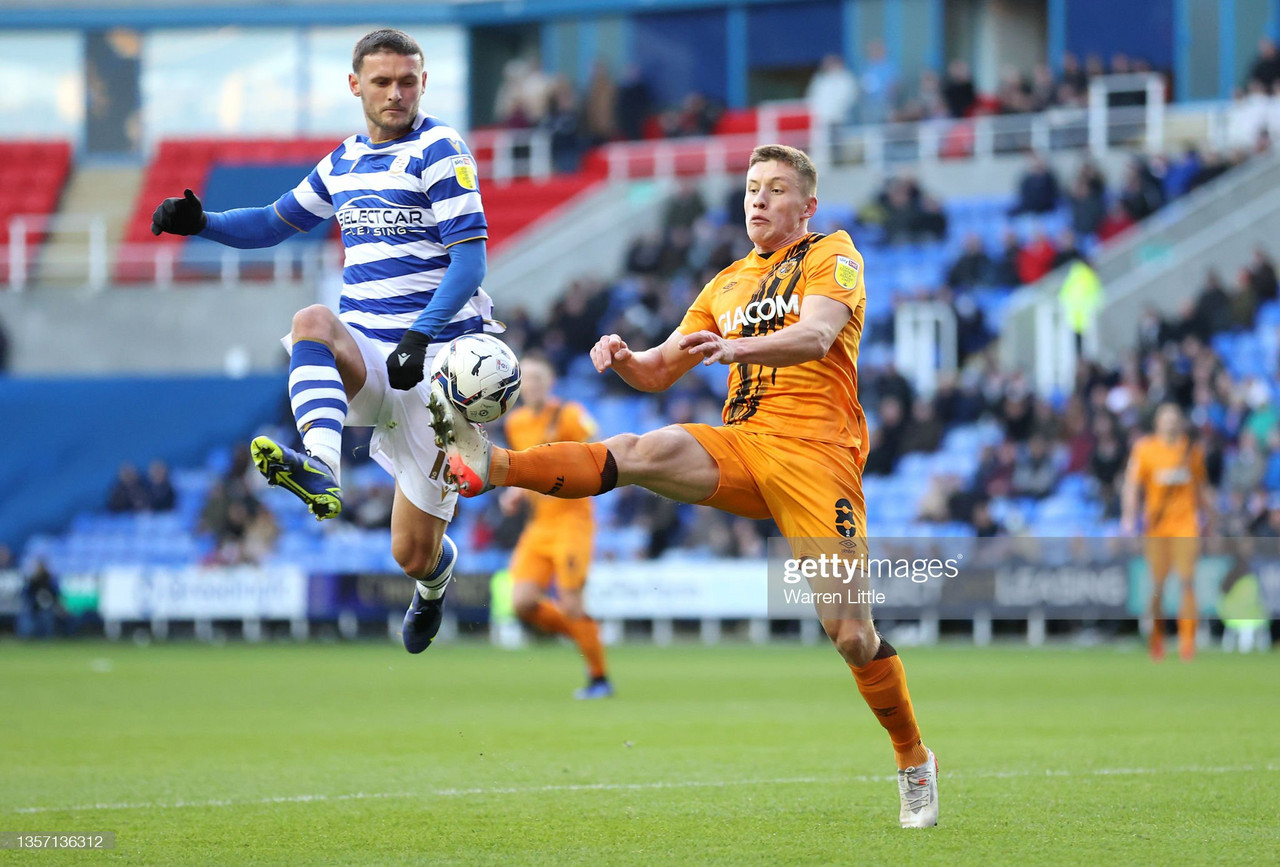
1122, 402, 1216, 661
500, 355, 612, 698
433, 145, 938, 827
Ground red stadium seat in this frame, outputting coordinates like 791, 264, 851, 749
481, 175, 603, 252
0, 139, 72, 278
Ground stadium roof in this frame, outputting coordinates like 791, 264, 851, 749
3, 0, 815, 29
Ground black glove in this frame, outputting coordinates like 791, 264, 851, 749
150, 189, 207, 236
387, 329, 433, 391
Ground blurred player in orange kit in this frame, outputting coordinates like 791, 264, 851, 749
432, 144, 938, 828
1123, 403, 1217, 661
500, 355, 611, 699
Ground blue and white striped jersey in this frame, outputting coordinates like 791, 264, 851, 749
274, 113, 491, 353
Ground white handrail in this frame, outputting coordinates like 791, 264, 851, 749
9, 217, 27, 292
594, 79, 1171, 181
469, 128, 553, 183
6, 213, 110, 292
894, 301, 957, 397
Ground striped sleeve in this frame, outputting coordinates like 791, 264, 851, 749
420, 139, 487, 247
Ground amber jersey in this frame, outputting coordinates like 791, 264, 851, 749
678, 230, 868, 453
1128, 434, 1207, 536
504, 400, 597, 523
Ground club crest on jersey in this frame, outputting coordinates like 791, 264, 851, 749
389, 153, 411, 175
835, 255, 860, 290
452, 156, 478, 190
775, 260, 797, 278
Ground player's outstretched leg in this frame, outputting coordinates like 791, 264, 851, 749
430, 382, 621, 501
428, 383, 493, 496
402, 534, 457, 653
250, 436, 343, 520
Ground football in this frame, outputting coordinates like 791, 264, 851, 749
431, 333, 522, 423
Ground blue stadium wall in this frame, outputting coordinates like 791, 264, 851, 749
0, 375, 285, 550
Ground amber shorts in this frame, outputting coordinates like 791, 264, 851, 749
509, 518, 594, 591
1144, 536, 1200, 581
681, 424, 866, 557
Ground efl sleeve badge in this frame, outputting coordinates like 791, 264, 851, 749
452, 156, 479, 191
835, 255, 860, 290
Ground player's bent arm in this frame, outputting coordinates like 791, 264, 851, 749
403, 239, 487, 340
682, 295, 851, 368
598, 329, 701, 393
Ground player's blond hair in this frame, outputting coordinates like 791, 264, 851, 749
748, 144, 818, 198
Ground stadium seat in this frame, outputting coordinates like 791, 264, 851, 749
0, 139, 73, 283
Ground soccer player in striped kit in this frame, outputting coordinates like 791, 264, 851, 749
151, 29, 491, 654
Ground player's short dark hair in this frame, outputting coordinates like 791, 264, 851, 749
749, 144, 818, 197
353, 29, 424, 74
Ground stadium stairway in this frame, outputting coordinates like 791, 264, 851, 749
1003, 150, 1280, 372
118, 138, 335, 283
36, 161, 143, 286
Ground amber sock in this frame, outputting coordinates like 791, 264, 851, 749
1178, 586, 1197, 657
491, 443, 617, 497
567, 617, 608, 679
1149, 588, 1166, 657
524, 599, 571, 636
849, 640, 928, 769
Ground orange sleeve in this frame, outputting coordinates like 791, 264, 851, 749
1126, 440, 1149, 487
558, 403, 598, 442
677, 280, 720, 335
1191, 444, 1208, 487
802, 231, 865, 313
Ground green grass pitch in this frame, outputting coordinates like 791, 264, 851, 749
2, 639, 1277, 865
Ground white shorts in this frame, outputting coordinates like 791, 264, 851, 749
284, 324, 457, 521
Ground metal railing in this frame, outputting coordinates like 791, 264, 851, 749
1000, 150, 1280, 393
5, 213, 340, 292
894, 301, 958, 398
597, 74, 1178, 181
468, 127, 553, 183
7, 214, 109, 291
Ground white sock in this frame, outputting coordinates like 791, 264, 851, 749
416, 535, 456, 600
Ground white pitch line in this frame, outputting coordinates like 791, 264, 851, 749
9, 764, 1278, 815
